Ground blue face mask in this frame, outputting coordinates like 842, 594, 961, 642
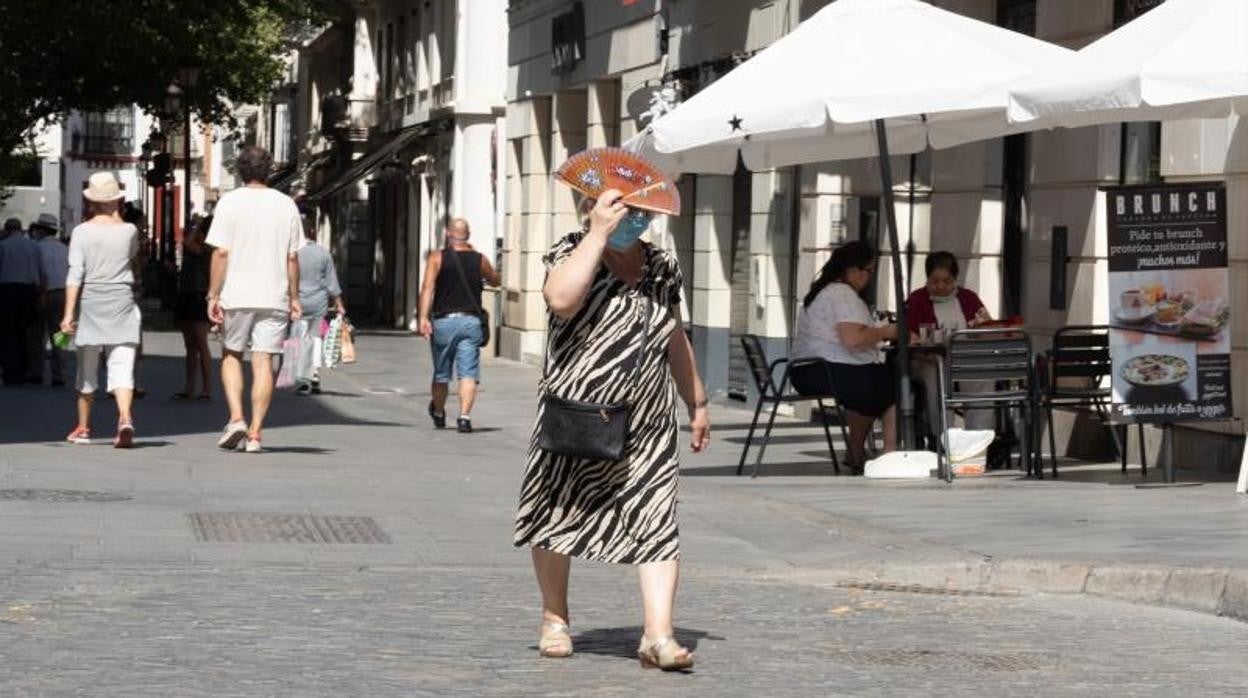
608, 209, 652, 251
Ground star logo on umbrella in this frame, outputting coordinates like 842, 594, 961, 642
728, 114, 744, 132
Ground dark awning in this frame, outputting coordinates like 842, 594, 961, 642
307, 125, 428, 201
267, 151, 334, 194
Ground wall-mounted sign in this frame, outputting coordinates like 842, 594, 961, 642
1104, 182, 1232, 423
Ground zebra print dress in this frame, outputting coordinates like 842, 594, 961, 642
514, 232, 684, 564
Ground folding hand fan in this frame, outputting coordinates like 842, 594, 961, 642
554, 147, 681, 216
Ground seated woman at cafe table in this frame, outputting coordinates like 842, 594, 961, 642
905, 251, 991, 335
905, 251, 995, 438
791, 241, 899, 471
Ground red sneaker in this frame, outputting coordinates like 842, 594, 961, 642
66, 427, 91, 445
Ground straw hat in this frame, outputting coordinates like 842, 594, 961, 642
83, 171, 125, 202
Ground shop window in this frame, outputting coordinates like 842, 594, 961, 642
997, 0, 1036, 36
376, 29, 385, 99
1115, 0, 1166, 27
440, 0, 456, 82
1120, 121, 1162, 185
11, 156, 42, 188
858, 196, 881, 306
398, 15, 408, 94
386, 22, 395, 99
551, 2, 586, 74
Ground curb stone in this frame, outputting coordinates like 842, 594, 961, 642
790, 559, 1248, 624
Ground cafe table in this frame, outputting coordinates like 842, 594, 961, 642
886, 320, 1033, 481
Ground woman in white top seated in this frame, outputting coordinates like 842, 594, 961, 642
791, 241, 899, 469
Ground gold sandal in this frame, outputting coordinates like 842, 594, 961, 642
538, 621, 573, 658
637, 636, 694, 671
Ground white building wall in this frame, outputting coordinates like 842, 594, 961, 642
1, 121, 63, 233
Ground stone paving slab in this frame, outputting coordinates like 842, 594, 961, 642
1, 562, 1247, 697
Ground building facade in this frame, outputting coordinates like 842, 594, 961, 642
502, 0, 1246, 474
0, 122, 63, 232
259, 0, 508, 329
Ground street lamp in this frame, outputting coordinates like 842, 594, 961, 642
175, 67, 200, 239
161, 82, 183, 267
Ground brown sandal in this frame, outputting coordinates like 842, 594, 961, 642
538, 621, 573, 658
637, 636, 694, 671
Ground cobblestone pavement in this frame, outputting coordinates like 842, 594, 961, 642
0, 332, 1246, 696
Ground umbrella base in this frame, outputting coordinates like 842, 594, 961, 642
863, 450, 939, 479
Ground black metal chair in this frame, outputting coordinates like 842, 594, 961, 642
736, 335, 849, 478
939, 328, 1039, 478
1040, 325, 1146, 479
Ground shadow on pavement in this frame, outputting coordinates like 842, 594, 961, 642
682, 461, 845, 478
564, 625, 719, 660
722, 433, 838, 446
0, 354, 407, 445
257, 446, 336, 455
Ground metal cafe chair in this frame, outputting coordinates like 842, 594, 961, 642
938, 328, 1039, 478
736, 335, 849, 478
1039, 325, 1146, 479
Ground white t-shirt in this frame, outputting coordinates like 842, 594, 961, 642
206, 187, 303, 310
792, 282, 882, 365
931, 294, 968, 330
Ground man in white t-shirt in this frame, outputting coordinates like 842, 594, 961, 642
205, 146, 303, 454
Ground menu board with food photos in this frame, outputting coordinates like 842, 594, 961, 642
1104, 182, 1232, 423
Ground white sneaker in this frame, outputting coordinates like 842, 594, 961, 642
244, 435, 263, 453
217, 421, 248, 450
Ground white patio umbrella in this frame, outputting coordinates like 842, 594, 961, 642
626, 0, 1072, 455
1009, 0, 1248, 128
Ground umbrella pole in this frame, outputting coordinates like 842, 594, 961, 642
874, 119, 917, 451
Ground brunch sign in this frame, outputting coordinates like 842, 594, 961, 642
1104, 183, 1232, 423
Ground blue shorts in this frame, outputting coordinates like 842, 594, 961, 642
431, 314, 483, 383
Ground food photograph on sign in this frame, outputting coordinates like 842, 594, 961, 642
1109, 269, 1230, 350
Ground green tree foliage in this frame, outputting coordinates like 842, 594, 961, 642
0, 0, 338, 188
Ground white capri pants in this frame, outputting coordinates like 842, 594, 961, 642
75, 344, 138, 394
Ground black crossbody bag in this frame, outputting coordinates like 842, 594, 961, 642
537, 299, 651, 461
445, 249, 490, 347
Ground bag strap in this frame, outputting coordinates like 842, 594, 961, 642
444, 249, 484, 315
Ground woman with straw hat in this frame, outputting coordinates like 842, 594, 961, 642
61, 171, 143, 447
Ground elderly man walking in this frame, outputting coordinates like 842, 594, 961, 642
418, 218, 499, 433
33, 214, 69, 386
205, 146, 303, 453
0, 217, 47, 385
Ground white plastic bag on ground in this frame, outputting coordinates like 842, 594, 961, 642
945, 428, 996, 463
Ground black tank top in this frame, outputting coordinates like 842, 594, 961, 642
433, 249, 483, 315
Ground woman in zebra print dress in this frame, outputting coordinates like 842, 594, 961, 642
514, 189, 710, 670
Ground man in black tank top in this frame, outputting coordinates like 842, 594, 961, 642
418, 218, 500, 433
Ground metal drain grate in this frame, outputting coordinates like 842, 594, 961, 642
837, 581, 1015, 597
189, 513, 392, 544
0, 489, 132, 503
833, 649, 1049, 672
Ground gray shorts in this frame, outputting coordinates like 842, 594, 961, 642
222, 309, 289, 354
